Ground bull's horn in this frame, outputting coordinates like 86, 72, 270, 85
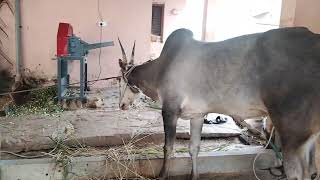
130, 40, 136, 65
118, 37, 127, 64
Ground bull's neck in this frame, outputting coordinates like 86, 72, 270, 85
127, 60, 159, 100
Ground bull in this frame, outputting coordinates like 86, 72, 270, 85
118, 27, 320, 180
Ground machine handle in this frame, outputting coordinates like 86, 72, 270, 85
85, 41, 114, 51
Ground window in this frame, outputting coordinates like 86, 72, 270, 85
151, 4, 164, 41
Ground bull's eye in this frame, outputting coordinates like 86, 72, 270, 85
311, 173, 317, 180
130, 86, 140, 93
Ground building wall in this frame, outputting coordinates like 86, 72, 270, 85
294, 0, 320, 33
3, 0, 206, 83
20, 0, 151, 86
151, 0, 186, 58
150, 0, 205, 58
280, 0, 320, 33
3, 0, 320, 86
279, 0, 296, 27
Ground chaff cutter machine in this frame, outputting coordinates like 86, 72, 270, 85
56, 22, 113, 102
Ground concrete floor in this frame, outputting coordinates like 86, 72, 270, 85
0, 86, 247, 155
0, 86, 281, 179
173, 172, 275, 180
1, 148, 279, 180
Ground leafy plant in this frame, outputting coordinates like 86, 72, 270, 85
5, 86, 65, 116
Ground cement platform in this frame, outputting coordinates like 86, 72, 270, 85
1, 108, 241, 154
0, 148, 280, 180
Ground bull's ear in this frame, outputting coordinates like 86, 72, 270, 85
119, 59, 127, 70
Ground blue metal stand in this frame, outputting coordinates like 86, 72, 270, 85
56, 32, 114, 102
57, 56, 86, 102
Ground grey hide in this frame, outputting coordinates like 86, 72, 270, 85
118, 27, 320, 180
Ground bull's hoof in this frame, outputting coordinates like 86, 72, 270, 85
190, 175, 199, 180
157, 177, 169, 180
190, 172, 199, 180
157, 174, 168, 180
158, 170, 168, 180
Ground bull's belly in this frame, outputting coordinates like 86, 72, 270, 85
179, 95, 268, 120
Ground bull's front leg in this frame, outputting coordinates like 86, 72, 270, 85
159, 108, 179, 179
189, 118, 204, 180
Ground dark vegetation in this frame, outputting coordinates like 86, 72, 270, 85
5, 86, 64, 117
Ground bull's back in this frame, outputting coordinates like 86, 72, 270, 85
158, 27, 320, 119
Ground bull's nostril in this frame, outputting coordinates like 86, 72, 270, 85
120, 104, 127, 110
311, 172, 318, 180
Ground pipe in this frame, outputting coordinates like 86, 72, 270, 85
201, 0, 208, 41
15, 0, 21, 81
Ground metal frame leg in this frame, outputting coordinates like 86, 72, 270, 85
57, 56, 87, 102
80, 57, 85, 101
84, 58, 90, 91
57, 58, 62, 102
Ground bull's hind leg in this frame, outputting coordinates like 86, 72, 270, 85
282, 147, 304, 180
272, 120, 318, 180
189, 117, 204, 180
275, 122, 319, 180
159, 105, 179, 179
282, 139, 318, 180
308, 143, 318, 180
262, 87, 320, 180
300, 134, 319, 180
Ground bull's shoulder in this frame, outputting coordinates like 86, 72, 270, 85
261, 27, 317, 42
260, 27, 320, 55
265, 26, 313, 35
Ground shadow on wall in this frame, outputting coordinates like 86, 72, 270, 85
0, 69, 13, 94
0, 67, 52, 105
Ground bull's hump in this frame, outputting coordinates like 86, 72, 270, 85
169, 28, 194, 40
159, 29, 194, 59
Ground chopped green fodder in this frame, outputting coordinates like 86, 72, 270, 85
5, 87, 64, 117
176, 147, 189, 153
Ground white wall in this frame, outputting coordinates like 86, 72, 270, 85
151, 0, 283, 58
151, 0, 205, 58
206, 0, 282, 42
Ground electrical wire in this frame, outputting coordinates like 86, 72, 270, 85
97, 0, 103, 21
253, 126, 275, 180
90, 0, 104, 86
90, 26, 103, 86
0, 76, 120, 97
0, 139, 61, 158
97, 26, 103, 79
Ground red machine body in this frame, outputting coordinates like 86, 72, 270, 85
57, 23, 73, 57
